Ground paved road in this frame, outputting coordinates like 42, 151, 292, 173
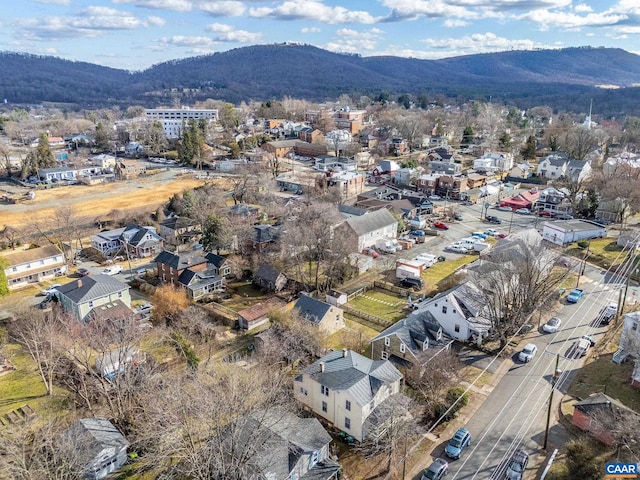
439, 262, 623, 480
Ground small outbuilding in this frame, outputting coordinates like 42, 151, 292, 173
541, 220, 607, 246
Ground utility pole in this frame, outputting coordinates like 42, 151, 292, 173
544, 354, 561, 450
576, 242, 590, 288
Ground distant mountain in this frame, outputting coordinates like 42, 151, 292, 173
1, 45, 640, 116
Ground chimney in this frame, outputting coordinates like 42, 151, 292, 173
319, 362, 325, 372
77, 279, 82, 288
342, 348, 348, 358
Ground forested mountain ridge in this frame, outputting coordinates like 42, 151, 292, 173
2, 45, 640, 115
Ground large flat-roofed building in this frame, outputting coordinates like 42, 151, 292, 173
145, 107, 219, 138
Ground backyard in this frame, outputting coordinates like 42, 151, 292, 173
347, 288, 408, 323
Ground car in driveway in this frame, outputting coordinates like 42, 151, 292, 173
542, 317, 562, 333
515, 208, 531, 215
505, 449, 529, 480
570, 336, 593, 358
102, 265, 123, 276
362, 247, 380, 258
518, 343, 537, 362
40, 284, 61, 296
433, 221, 449, 230
421, 458, 448, 480
485, 215, 502, 224
444, 427, 471, 459
400, 277, 424, 290
566, 288, 585, 303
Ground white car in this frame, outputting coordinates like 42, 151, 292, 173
515, 208, 532, 215
429, 195, 442, 201
497, 205, 513, 212
542, 317, 562, 333
484, 228, 499, 237
41, 284, 61, 296
102, 265, 123, 276
518, 343, 537, 362
447, 244, 471, 254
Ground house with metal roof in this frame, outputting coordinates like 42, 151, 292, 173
178, 267, 223, 300
294, 349, 403, 441
294, 295, 345, 335
1, 244, 67, 291
56, 275, 131, 322
159, 216, 202, 246
63, 418, 129, 480
91, 224, 163, 258
335, 208, 398, 253
370, 311, 454, 368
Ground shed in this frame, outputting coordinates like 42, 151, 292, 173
542, 220, 607, 245
237, 297, 286, 330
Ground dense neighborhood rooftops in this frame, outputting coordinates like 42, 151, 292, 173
57, 275, 128, 304
154, 250, 208, 270
301, 350, 402, 407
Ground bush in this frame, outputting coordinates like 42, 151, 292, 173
434, 386, 469, 422
577, 240, 589, 249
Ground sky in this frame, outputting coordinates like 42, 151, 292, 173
1, 0, 639, 71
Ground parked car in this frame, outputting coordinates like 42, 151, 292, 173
471, 232, 488, 239
594, 217, 612, 225
505, 449, 529, 480
421, 458, 449, 480
461, 200, 474, 206
485, 215, 502, 224
447, 244, 471, 254
428, 195, 442, 201
518, 343, 537, 362
497, 205, 513, 212
102, 265, 123, 276
542, 317, 562, 333
433, 221, 449, 230
410, 230, 426, 237
40, 284, 61, 296
363, 247, 380, 258
540, 210, 557, 217
453, 214, 464, 221
599, 302, 618, 325
445, 428, 471, 459
484, 228, 499, 237
515, 208, 532, 215
400, 277, 424, 290
76, 268, 90, 277
571, 336, 593, 358
556, 214, 574, 220
566, 288, 585, 303
136, 303, 153, 315
38, 296, 54, 309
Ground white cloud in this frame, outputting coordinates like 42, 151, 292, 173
111, 0, 193, 12
34, 0, 71, 5
146, 16, 167, 26
573, 3, 593, 13
414, 32, 558, 57
199, 1, 246, 16
206, 23, 262, 42
249, 1, 379, 24
325, 27, 383, 52
301, 27, 322, 33
520, 9, 627, 30
443, 19, 469, 27
159, 35, 215, 47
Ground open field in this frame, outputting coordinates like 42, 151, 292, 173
0, 171, 213, 230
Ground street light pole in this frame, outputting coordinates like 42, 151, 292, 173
543, 353, 561, 450
508, 207, 515, 235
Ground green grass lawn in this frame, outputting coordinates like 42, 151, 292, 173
565, 239, 625, 269
567, 353, 640, 411
0, 343, 71, 421
348, 289, 408, 323
221, 283, 271, 312
423, 255, 477, 294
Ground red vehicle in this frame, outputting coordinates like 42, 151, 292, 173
433, 221, 449, 230
363, 247, 380, 258
539, 210, 557, 217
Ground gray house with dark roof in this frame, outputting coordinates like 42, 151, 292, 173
370, 311, 454, 368
56, 275, 131, 322
294, 295, 345, 335
235, 410, 341, 480
91, 224, 163, 258
254, 264, 287, 292
63, 418, 129, 480
204, 252, 233, 277
178, 267, 223, 300
294, 349, 403, 441
159, 216, 201, 246
335, 207, 398, 252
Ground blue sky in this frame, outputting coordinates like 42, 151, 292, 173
1, 0, 639, 71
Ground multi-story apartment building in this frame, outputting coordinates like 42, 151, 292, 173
145, 107, 219, 138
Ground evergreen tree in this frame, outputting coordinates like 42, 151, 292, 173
498, 131, 513, 151
461, 126, 475, 145
521, 135, 537, 160
94, 122, 110, 152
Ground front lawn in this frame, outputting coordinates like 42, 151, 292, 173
567, 353, 640, 411
565, 239, 625, 270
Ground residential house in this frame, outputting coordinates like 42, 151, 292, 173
159, 216, 202, 246
91, 154, 117, 170
613, 312, 640, 387
178, 267, 223, 300
465, 173, 487, 190
510, 162, 534, 179
293, 294, 345, 335
333, 106, 371, 134
335, 208, 398, 253
370, 310, 454, 368
411, 282, 492, 342
254, 264, 288, 292
231, 410, 340, 480
417, 174, 439, 195
64, 418, 129, 480
91, 224, 163, 258
596, 198, 628, 223
253, 224, 279, 251
429, 160, 462, 176
372, 159, 401, 176
294, 349, 403, 441
428, 147, 454, 163
114, 160, 145, 180
473, 152, 514, 174
314, 155, 358, 173
204, 253, 233, 278
380, 137, 408, 156
261, 139, 298, 158
435, 175, 467, 200
536, 153, 570, 179
499, 190, 539, 211
154, 250, 208, 285
2, 245, 67, 291
534, 187, 570, 216
572, 393, 640, 445
298, 126, 323, 144
567, 159, 592, 182
56, 275, 131, 322
124, 142, 144, 156
237, 297, 286, 330
327, 171, 367, 200
602, 151, 640, 178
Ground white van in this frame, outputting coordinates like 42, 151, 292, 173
102, 265, 123, 276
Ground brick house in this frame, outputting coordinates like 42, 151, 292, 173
154, 251, 208, 285
572, 393, 639, 445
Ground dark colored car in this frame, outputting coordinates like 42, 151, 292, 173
485, 215, 502, 224
445, 428, 471, 459
76, 268, 90, 277
400, 277, 424, 290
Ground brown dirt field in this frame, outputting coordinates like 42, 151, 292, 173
0, 172, 218, 229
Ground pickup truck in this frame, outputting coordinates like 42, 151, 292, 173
566, 288, 585, 303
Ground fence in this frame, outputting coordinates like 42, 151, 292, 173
342, 304, 393, 329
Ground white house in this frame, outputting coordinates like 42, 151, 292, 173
410, 282, 492, 342
293, 349, 403, 441
474, 152, 514, 174
541, 220, 607, 246
2, 245, 67, 291
614, 312, 640, 387
566, 159, 592, 182
336, 208, 398, 252
602, 151, 640, 178
536, 153, 570, 179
